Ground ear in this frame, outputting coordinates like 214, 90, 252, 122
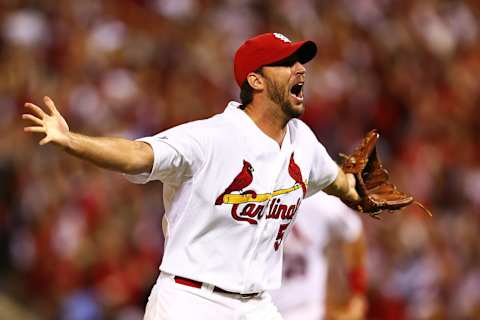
246, 72, 265, 90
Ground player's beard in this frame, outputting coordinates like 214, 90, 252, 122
263, 76, 304, 119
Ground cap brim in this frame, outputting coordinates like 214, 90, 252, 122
295, 40, 317, 64
266, 40, 317, 67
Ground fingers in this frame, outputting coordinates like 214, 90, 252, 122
22, 114, 43, 126
24, 126, 51, 145
24, 96, 59, 118
23, 98, 57, 147
25, 102, 47, 119
24, 126, 45, 133
43, 96, 58, 114
39, 137, 51, 145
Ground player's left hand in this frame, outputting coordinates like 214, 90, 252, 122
344, 173, 360, 202
340, 129, 432, 218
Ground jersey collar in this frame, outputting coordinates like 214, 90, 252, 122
224, 101, 292, 153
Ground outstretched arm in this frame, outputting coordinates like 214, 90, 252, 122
324, 168, 359, 203
23, 96, 153, 175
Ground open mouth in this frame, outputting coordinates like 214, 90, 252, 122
290, 83, 304, 101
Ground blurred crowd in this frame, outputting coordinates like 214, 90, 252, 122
0, 0, 479, 319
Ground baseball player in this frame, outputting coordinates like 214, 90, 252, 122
270, 192, 366, 320
23, 33, 361, 320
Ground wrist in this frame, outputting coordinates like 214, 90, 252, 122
344, 173, 359, 202
60, 131, 74, 150
344, 188, 360, 203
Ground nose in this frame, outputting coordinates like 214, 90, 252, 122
292, 61, 306, 75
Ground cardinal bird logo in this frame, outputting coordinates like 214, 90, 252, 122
215, 160, 254, 205
288, 152, 307, 197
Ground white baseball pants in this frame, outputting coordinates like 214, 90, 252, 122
144, 272, 284, 320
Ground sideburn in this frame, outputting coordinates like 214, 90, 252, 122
264, 77, 302, 119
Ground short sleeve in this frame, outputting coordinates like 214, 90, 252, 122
124, 122, 205, 185
306, 142, 339, 197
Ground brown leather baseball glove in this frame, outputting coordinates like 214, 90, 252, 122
341, 130, 431, 219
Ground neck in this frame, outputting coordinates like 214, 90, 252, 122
243, 97, 290, 146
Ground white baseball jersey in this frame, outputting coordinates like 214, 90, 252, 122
270, 192, 362, 319
126, 101, 338, 294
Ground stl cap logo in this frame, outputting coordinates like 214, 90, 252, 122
273, 33, 291, 43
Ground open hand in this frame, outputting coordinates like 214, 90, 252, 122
23, 96, 70, 147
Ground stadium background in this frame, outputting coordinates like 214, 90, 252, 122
0, 0, 479, 319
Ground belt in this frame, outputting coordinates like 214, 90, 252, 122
174, 276, 260, 299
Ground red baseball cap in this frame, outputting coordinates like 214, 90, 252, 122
233, 33, 317, 87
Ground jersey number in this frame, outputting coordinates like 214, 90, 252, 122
274, 223, 290, 251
